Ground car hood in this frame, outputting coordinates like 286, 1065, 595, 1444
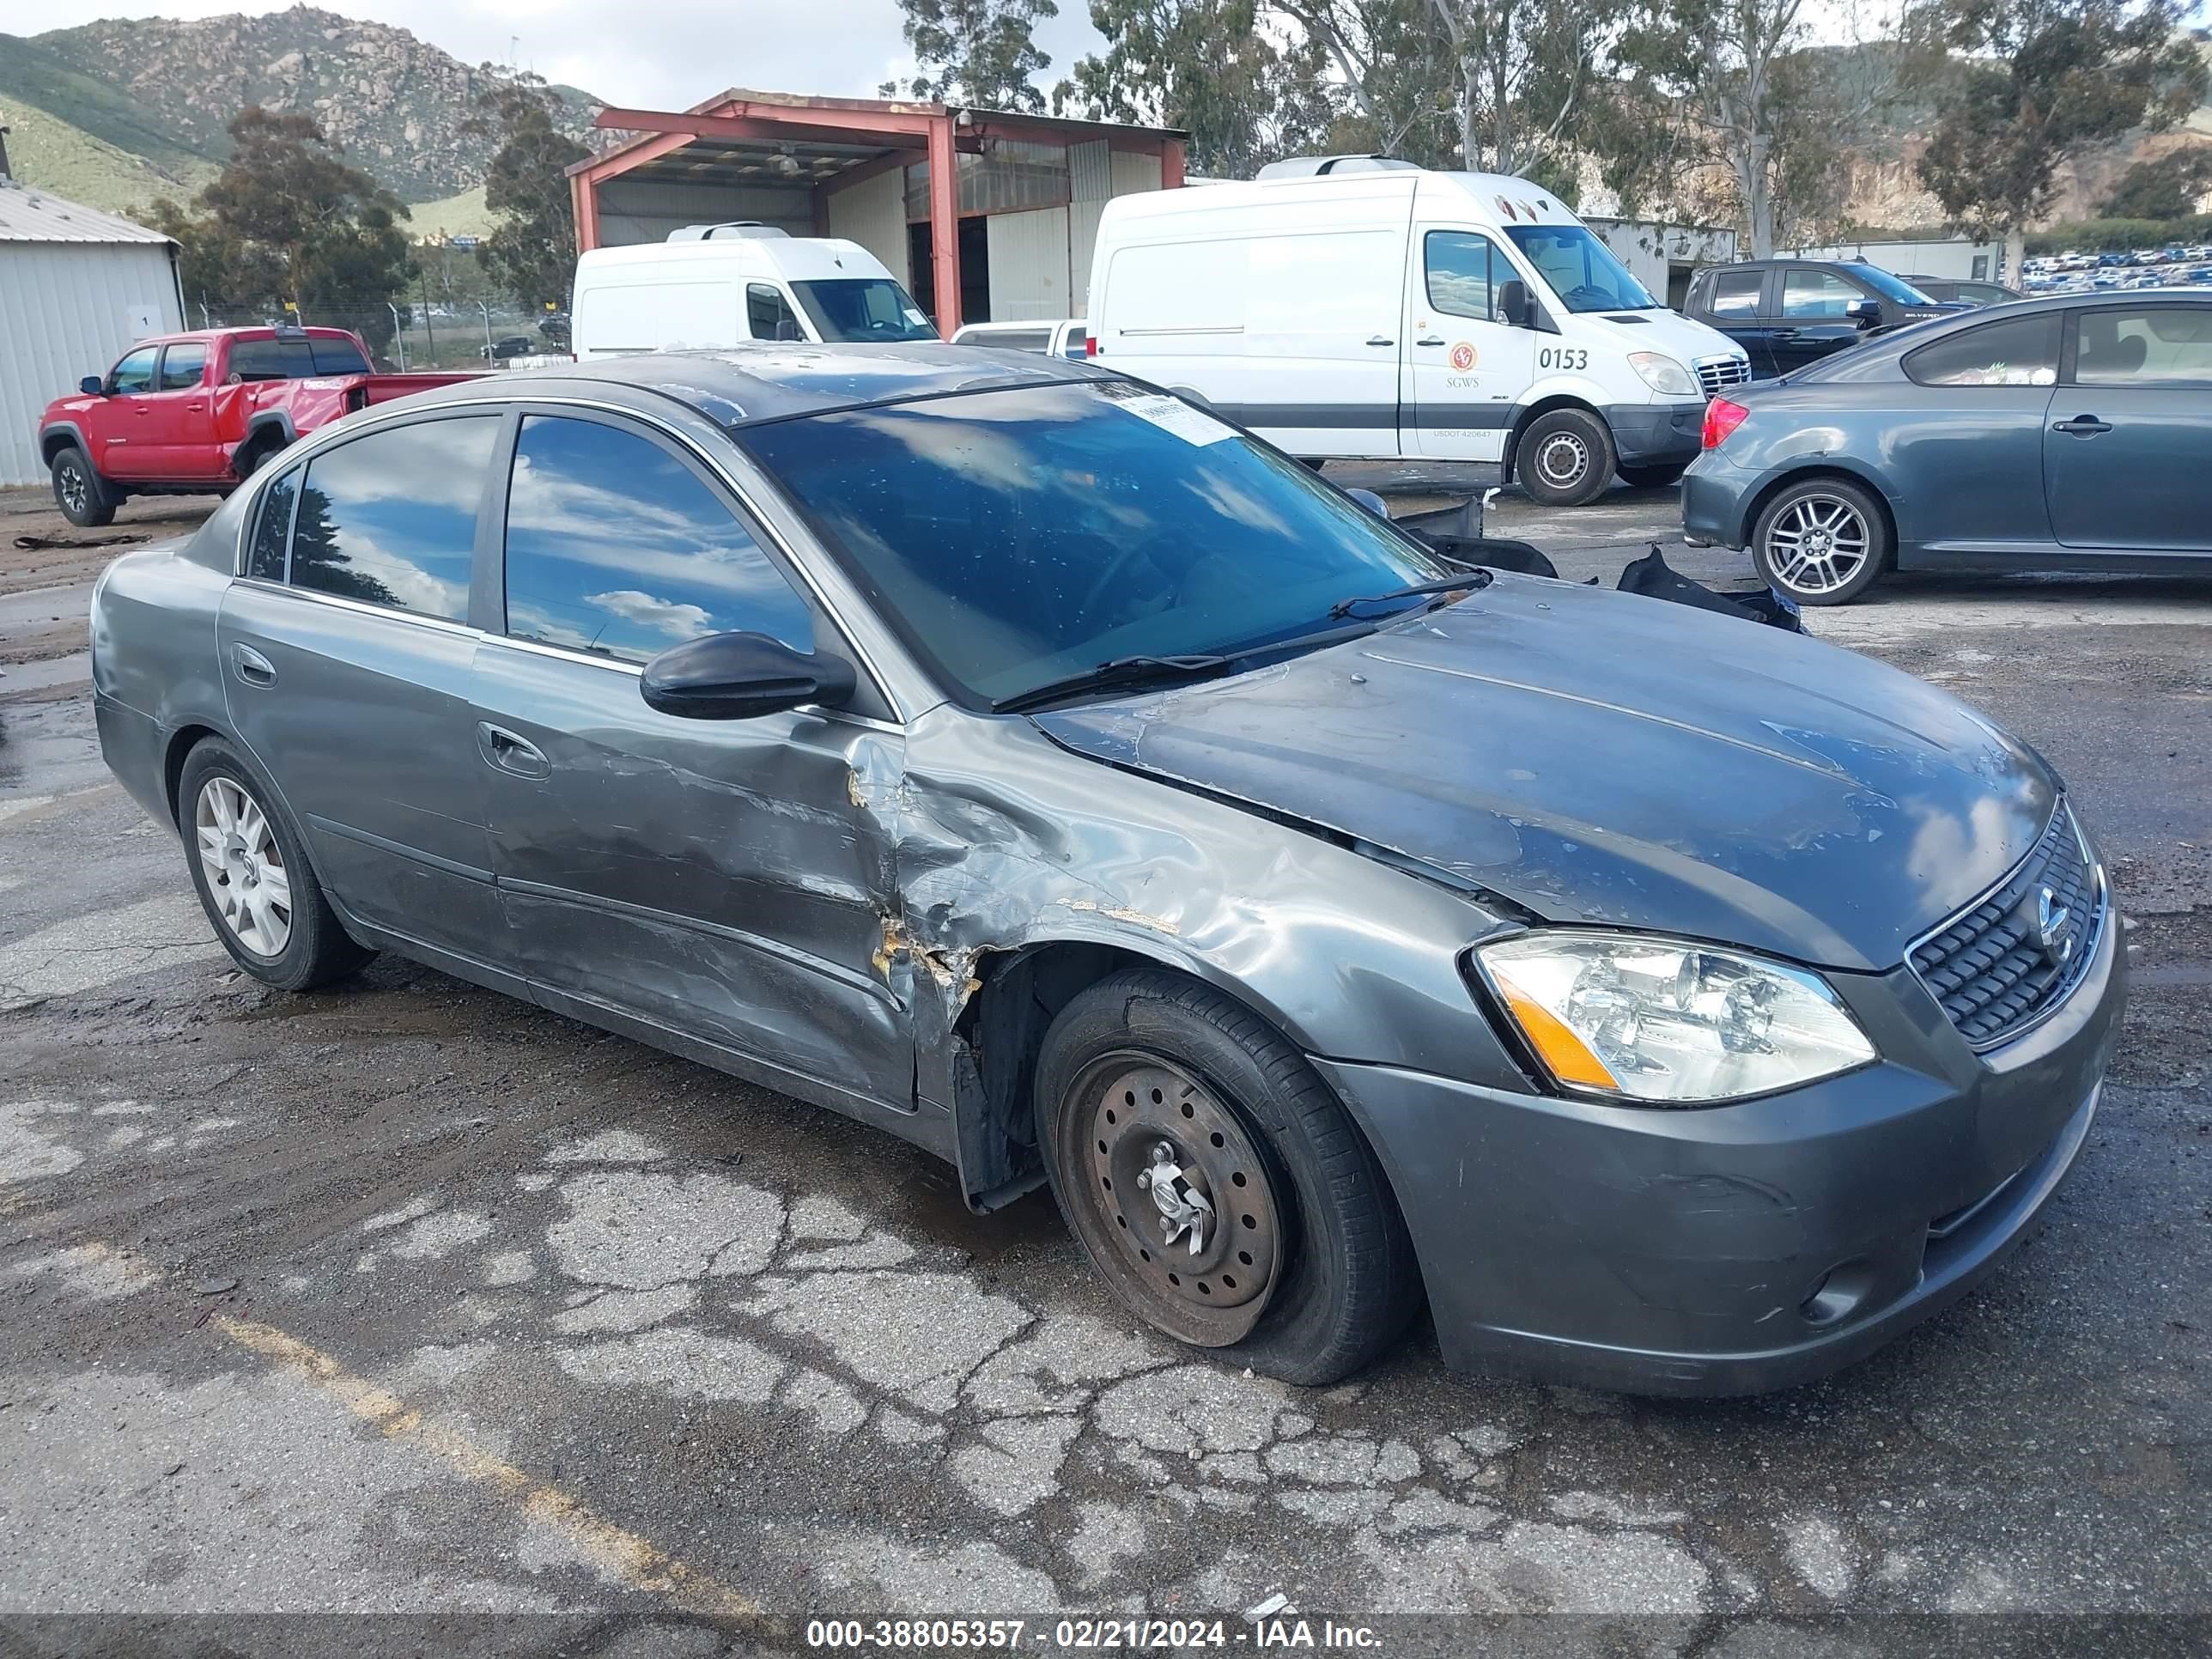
1033, 574, 2056, 972
1589, 307, 1745, 368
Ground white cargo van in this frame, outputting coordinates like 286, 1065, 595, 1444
1085, 158, 1752, 505
570, 224, 939, 359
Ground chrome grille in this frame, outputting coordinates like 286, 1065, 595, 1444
1909, 801, 2102, 1050
1696, 356, 1752, 398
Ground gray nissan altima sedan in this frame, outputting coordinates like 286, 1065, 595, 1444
91, 345, 2124, 1394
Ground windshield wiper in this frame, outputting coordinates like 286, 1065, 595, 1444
992, 653, 1236, 715
1327, 570, 1492, 620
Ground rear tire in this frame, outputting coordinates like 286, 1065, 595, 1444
1751, 477, 1890, 606
178, 738, 374, 992
1035, 969, 1420, 1385
51, 447, 117, 528
1617, 462, 1686, 489
1515, 408, 1615, 507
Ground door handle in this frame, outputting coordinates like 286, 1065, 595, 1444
229, 643, 276, 687
477, 720, 550, 777
2051, 415, 2112, 437
186, 402, 204, 412
1770, 328, 1801, 340
1366, 335, 1395, 348
1415, 335, 1446, 347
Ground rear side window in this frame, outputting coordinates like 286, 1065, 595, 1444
501, 415, 814, 663
289, 416, 499, 621
1705, 270, 1765, 316
1905, 314, 2060, 387
159, 343, 207, 390
246, 469, 297, 581
1425, 231, 1498, 320
746, 283, 802, 342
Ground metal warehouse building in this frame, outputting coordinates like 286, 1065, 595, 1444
569, 89, 1188, 335
0, 162, 185, 488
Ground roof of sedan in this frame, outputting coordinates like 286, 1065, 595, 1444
466, 343, 1117, 427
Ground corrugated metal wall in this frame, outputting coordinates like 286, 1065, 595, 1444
1067, 140, 1110, 315
826, 167, 910, 287
595, 179, 814, 247
1109, 151, 1163, 197
985, 206, 1071, 321
0, 240, 184, 486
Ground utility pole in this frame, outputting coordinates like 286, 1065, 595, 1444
388, 301, 406, 370
420, 266, 436, 364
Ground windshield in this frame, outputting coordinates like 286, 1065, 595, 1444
1848, 265, 1937, 306
790, 279, 939, 343
740, 381, 1449, 706
1503, 225, 1657, 312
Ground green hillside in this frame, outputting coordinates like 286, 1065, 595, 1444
0, 96, 220, 216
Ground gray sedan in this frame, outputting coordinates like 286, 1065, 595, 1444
1683, 289, 2212, 604
92, 346, 2122, 1394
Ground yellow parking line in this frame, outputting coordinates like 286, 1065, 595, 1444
211, 1314, 762, 1620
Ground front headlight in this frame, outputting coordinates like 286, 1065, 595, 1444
1627, 351, 1699, 397
1472, 931, 1875, 1104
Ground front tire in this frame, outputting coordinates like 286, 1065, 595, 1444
51, 447, 117, 527
178, 738, 374, 991
1036, 969, 1420, 1385
1515, 408, 1615, 507
1751, 477, 1890, 605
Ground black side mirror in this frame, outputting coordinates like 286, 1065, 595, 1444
1344, 488, 1390, 519
80, 375, 106, 396
1498, 280, 1533, 329
640, 631, 856, 720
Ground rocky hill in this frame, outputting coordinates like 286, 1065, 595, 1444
0, 5, 600, 209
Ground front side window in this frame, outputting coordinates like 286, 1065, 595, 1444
740, 380, 1447, 707
789, 279, 938, 343
1707, 270, 1765, 315
1905, 314, 2060, 387
502, 415, 814, 663
159, 343, 207, 391
2075, 307, 2212, 386
110, 347, 158, 394
1782, 269, 1866, 319
289, 416, 498, 621
1503, 226, 1656, 312
746, 283, 802, 343
1425, 230, 1498, 319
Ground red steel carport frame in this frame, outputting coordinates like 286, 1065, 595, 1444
567, 89, 1187, 337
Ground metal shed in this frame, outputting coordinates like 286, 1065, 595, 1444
0, 172, 185, 487
570, 89, 1187, 335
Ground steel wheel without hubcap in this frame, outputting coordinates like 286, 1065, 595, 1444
1534, 432, 1591, 492
194, 775, 293, 958
1063, 1053, 1284, 1347
1763, 493, 1871, 598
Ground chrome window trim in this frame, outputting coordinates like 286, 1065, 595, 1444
228, 388, 915, 725
231, 575, 484, 640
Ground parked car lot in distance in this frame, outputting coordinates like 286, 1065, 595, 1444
1683, 289, 2212, 604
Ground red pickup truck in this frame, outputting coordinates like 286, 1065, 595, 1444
36, 325, 479, 526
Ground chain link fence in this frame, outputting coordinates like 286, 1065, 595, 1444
185, 300, 571, 371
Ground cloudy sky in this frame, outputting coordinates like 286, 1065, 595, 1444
0, 0, 1110, 111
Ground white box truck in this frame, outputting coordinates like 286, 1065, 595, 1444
1085, 158, 1752, 505
570, 224, 939, 358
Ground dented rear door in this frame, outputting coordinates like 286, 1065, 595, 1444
471, 408, 913, 1103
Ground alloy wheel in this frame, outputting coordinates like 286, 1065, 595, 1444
1764, 495, 1871, 597
195, 776, 292, 958
58, 462, 88, 515
1064, 1054, 1284, 1347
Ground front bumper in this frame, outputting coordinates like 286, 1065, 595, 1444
1315, 888, 2124, 1395
1604, 400, 1709, 468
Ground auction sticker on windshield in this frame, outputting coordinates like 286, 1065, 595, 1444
1096, 381, 1237, 446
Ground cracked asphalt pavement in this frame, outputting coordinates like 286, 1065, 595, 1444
1, 483, 2208, 1651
